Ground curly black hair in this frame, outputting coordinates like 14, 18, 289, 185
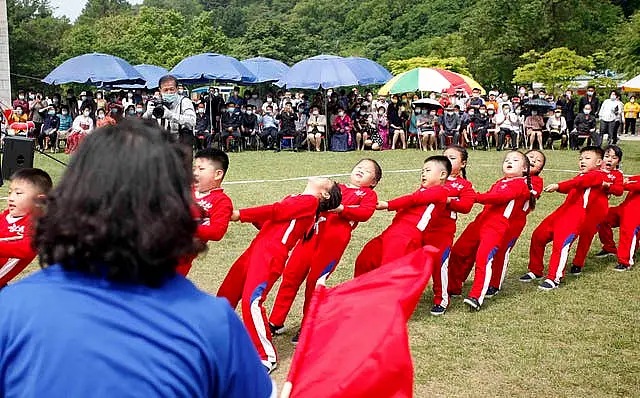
35, 119, 204, 287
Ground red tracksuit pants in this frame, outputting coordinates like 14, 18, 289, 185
423, 231, 454, 308
490, 219, 527, 290
572, 203, 609, 268
448, 217, 508, 305
269, 228, 351, 327
217, 240, 289, 364
599, 206, 622, 253
528, 206, 585, 283
354, 226, 422, 277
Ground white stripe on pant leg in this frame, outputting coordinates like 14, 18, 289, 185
478, 258, 493, 306
440, 252, 450, 308
499, 246, 512, 290
555, 235, 575, 283
251, 296, 277, 363
629, 228, 638, 266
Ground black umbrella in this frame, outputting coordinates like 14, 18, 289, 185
522, 98, 556, 110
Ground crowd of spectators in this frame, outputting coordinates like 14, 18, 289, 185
3, 82, 637, 155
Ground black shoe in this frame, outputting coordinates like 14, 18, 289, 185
463, 297, 481, 311
430, 304, 446, 316
268, 323, 285, 336
614, 263, 630, 272
291, 329, 300, 345
519, 272, 543, 282
595, 249, 615, 258
485, 286, 499, 298
538, 278, 559, 291
569, 265, 582, 275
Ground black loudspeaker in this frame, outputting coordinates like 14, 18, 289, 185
2, 136, 34, 180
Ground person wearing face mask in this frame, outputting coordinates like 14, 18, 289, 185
143, 75, 196, 148
579, 85, 600, 114
572, 104, 597, 149
468, 105, 488, 149
259, 105, 279, 149
293, 105, 308, 150
386, 97, 405, 150
556, 89, 576, 132
484, 92, 498, 112
439, 105, 461, 149
306, 106, 327, 151
125, 105, 137, 119
204, 87, 224, 139
194, 103, 211, 150
485, 104, 499, 148
624, 95, 639, 136
121, 91, 135, 111
95, 107, 116, 128
416, 107, 437, 151
274, 102, 298, 152
597, 91, 622, 146
524, 108, 545, 150
228, 87, 244, 107
220, 103, 241, 151
546, 108, 568, 149
261, 93, 279, 114
12, 90, 30, 114
468, 88, 485, 109
246, 90, 262, 110
57, 106, 73, 139
330, 106, 353, 152
494, 104, 519, 151
39, 106, 60, 152
7, 105, 34, 136
239, 104, 259, 149
66, 106, 94, 155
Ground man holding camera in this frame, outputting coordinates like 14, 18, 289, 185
143, 75, 196, 147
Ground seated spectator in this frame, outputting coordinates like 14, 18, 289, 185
486, 104, 499, 147
95, 91, 107, 112
96, 108, 116, 129
571, 104, 597, 149
439, 105, 461, 148
354, 107, 371, 150
372, 106, 389, 150
294, 104, 308, 150
416, 108, 438, 151
306, 106, 326, 152
220, 103, 241, 151
495, 104, 519, 151
39, 106, 60, 152
66, 106, 93, 155
135, 103, 145, 118
57, 106, 73, 142
331, 106, 353, 152
468, 105, 490, 149
259, 105, 279, 149
194, 103, 211, 150
524, 109, 545, 150
0, 120, 274, 398
8, 105, 28, 124
275, 101, 297, 152
546, 108, 568, 149
484, 93, 499, 113
240, 105, 260, 149
438, 92, 451, 109
125, 105, 137, 119
261, 94, 278, 114
388, 100, 406, 150
7, 106, 32, 136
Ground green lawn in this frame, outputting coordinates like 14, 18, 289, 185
15, 143, 640, 397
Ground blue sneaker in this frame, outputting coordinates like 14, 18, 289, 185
430, 305, 446, 316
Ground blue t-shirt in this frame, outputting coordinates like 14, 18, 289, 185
0, 265, 274, 398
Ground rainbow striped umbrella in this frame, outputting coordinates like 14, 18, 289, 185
378, 67, 484, 96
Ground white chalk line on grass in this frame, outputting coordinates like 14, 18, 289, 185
221, 167, 601, 186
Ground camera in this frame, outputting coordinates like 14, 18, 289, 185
150, 100, 172, 119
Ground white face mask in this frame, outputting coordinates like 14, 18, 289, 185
584, 109, 591, 114
247, 110, 253, 115
610, 95, 617, 100
267, 98, 273, 102
313, 110, 319, 115
83, 111, 91, 116
197, 108, 205, 114
338, 111, 344, 117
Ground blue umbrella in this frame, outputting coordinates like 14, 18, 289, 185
240, 57, 290, 83
43, 53, 145, 85
111, 64, 169, 89
275, 54, 392, 89
170, 53, 256, 84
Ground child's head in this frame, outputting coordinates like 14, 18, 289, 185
193, 148, 229, 193
8, 168, 53, 218
602, 145, 622, 171
421, 156, 451, 188
304, 177, 342, 212
579, 146, 604, 173
502, 151, 528, 179
443, 145, 468, 179
350, 159, 382, 188
525, 149, 546, 176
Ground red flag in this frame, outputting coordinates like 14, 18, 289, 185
282, 246, 438, 398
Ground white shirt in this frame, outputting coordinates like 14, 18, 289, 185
599, 99, 622, 122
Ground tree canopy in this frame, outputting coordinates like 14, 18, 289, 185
7, 0, 640, 93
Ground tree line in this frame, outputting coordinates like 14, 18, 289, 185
8, 0, 640, 93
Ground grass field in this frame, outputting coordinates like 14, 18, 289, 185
13, 143, 640, 397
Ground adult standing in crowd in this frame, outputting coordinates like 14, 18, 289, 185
624, 95, 639, 136
557, 89, 576, 132
579, 86, 600, 114
598, 91, 622, 146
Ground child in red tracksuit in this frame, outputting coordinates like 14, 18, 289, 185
569, 145, 624, 274
268, 159, 381, 342
522, 146, 606, 290
429, 146, 476, 316
216, 177, 341, 373
176, 149, 233, 276
354, 156, 451, 277
449, 151, 535, 311
598, 175, 640, 271
483, 150, 545, 299
0, 168, 52, 288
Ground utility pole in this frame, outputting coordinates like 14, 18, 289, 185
0, 0, 11, 108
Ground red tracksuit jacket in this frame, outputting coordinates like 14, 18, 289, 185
556, 170, 607, 212
386, 185, 451, 233
0, 209, 36, 287
176, 188, 233, 276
